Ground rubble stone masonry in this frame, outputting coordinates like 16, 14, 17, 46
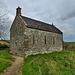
10, 15, 63, 57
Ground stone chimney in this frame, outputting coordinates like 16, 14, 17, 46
16, 7, 21, 16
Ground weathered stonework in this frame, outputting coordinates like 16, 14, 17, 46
10, 7, 63, 57
24, 28, 63, 56
10, 16, 27, 56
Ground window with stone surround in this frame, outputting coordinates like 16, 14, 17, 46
45, 36, 46, 44
33, 34, 35, 44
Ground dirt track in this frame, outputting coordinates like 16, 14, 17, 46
1, 56, 24, 75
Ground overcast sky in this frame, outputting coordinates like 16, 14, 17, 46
0, 0, 75, 42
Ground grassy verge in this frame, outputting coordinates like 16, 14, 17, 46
22, 50, 75, 75
0, 50, 14, 74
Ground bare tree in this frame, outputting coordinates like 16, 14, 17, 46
0, 10, 11, 40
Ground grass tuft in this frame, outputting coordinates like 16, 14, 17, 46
22, 50, 75, 75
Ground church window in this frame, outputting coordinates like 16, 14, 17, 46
45, 36, 46, 44
33, 34, 35, 44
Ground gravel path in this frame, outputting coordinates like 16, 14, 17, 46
1, 55, 24, 75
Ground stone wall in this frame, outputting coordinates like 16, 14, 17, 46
10, 16, 63, 57
10, 16, 27, 56
24, 28, 63, 56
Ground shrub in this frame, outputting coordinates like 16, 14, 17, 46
0, 43, 3, 48
0, 43, 10, 48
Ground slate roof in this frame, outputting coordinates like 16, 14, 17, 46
21, 16, 62, 34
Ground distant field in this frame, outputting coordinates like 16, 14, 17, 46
22, 50, 75, 75
64, 42, 75, 50
0, 50, 14, 74
65, 42, 75, 44
65, 42, 75, 46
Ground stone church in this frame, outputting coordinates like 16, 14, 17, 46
10, 7, 63, 57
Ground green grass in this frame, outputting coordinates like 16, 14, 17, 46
0, 50, 14, 74
22, 50, 75, 75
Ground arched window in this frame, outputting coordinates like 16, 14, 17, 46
45, 36, 46, 44
33, 34, 35, 44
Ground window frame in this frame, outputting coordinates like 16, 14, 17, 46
33, 34, 35, 44
45, 36, 46, 44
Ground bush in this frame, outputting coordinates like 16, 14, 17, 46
0, 43, 10, 48
0, 43, 3, 48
